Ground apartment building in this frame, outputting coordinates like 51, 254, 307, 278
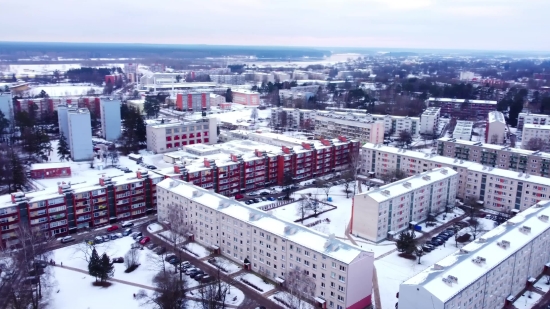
419, 107, 440, 135
0, 94, 13, 125
315, 114, 384, 144
486, 111, 506, 144
209, 74, 245, 85
452, 120, 473, 141
361, 143, 550, 212
67, 108, 93, 161
0, 171, 162, 248
316, 111, 418, 137
146, 117, 218, 154
517, 112, 550, 130
100, 99, 121, 141
437, 138, 550, 177
522, 124, 550, 148
398, 200, 550, 309
14, 97, 102, 118
272, 71, 292, 82
351, 168, 458, 242
232, 89, 260, 106
174, 92, 211, 112
157, 179, 375, 309
209, 93, 226, 107
427, 97, 497, 118
156, 137, 359, 196
270, 107, 316, 129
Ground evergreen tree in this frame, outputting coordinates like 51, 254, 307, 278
119, 107, 146, 155
99, 253, 114, 282
57, 132, 71, 161
396, 231, 417, 254
143, 95, 160, 118
0, 110, 10, 134
225, 88, 233, 102
5, 149, 26, 192
88, 248, 102, 282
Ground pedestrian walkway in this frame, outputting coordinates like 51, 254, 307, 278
262, 289, 279, 297
372, 267, 382, 309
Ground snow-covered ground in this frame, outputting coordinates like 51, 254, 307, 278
236, 273, 275, 294
27, 84, 104, 97
513, 291, 542, 309
186, 285, 245, 307
204, 256, 242, 275
416, 208, 465, 233
375, 233, 469, 309
183, 242, 212, 258
147, 223, 164, 233
269, 291, 314, 309
534, 276, 550, 293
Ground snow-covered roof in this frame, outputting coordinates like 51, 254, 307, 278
427, 97, 497, 105
437, 137, 548, 157
402, 200, 550, 303
358, 168, 457, 202
488, 111, 505, 124
421, 107, 440, 116
157, 178, 372, 264
30, 162, 71, 170
523, 124, 550, 130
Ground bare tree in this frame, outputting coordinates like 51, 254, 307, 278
397, 130, 413, 147
163, 203, 189, 277
137, 270, 187, 309
280, 268, 316, 309
464, 196, 483, 219
468, 218, 482, 240
1, 225, 56, 309
525, 137, 547, 151
341, 169, 355, 198
315, 179, 333, 201
124, 248, 140, 271
379, 168, 408, 183
197, 267, 231, 309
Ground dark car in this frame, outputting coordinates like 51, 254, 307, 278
190, 271, 202, 278
245, 200, 251, 205
194, 274, 204, 281
168, 257, 181, 265
132, 232, 143, 239
165, 254, 177, 262
260, 191, 270, 196
155, 247, 166, 255
147, 243, 158, 250
33, 260, 49, 269
112, 257, 124, 263
422, 245, 433, 252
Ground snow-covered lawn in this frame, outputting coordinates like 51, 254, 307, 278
204, 256, 242, 275
534, 276, 550, 293
375, 234, 467, 309
183, 242, 212, 258
49, 266, 150, 309
269, 291, 314, 309
147, 223, 164, 233
236, 273, 275, 294
416, 208, 465, 233
513, 291, 542, 309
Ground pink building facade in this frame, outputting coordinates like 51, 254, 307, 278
232, 90, 260, 106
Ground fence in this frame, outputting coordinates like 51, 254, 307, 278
258, 198, 296, 211
305, 218, 331, 228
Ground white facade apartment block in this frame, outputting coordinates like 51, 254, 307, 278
146, 117, 218, 154
316, 111, 419, 137
0, 94, 13, 126
351, 168, 458, 242
517, 112, 550, 130
419, 107, 440, 135
361, 143, 550, 212
67, 108, 93, 161
486, 111, 506, 145
210, 74, 245, 85
209, 93, 226, 107
100, 99, 121, 141
270, 108, 316, 129
452, 120, 473, 141
273, 71, 291, 82
315, 114, 384, 144
156, 179, 375, 309
399, 201, 550, 309
522, 124, 550, 148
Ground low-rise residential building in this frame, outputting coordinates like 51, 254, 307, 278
427, 97, 497, 118
452, 120, 474, 141
209, 74, 245, 85
351, 168, 458, 242
209, 93, 226, 107
361, 143, 550, 212
173, 92, 211, 111
146, 117, 218, 154
517, 112, 550, 130
232, 89, 260, 106
100, 99, 121, 141
437, 137, 550, 177
522, 124, 550, 149
486, 111, 506, 144
270, 107, 316, 130
272, 71, 292, 82
0, 171, 162, 248
67, 108, 93, 161
315, 111, 418, 137
398, 200, 550, 309
14, 97, 102, 119
157, 178, 375, 309
315, 113, 384, 144
419, 107, 440, 135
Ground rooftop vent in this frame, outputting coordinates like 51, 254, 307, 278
520, 226, 531, 234
381, 190, 391, 196
497, 240, 510, 249
539, 215, 549, 222
192, 190, 203, 198
471, 256, 486, 265
459, 249, 469, 254
440, 169, 448, 175
422, 175, 431, 181
477, 238, 487, 243
284, 226, 298, 235
403, 182, 412, 189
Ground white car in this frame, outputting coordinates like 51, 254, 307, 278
61, 236, 75, 243
121, 221, 134, 228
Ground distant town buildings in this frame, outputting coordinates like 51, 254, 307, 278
398, 200, 550, 309
521, 124, 550, 148
452, 120, 473, 141
100, 99, 121, 141
352, 168, 458, 242
209, 74, 245, 85
209, 93, 226, 107
231, 89, 260, 106
427, 97, 497, 118
419, 107, 440, 135
517, 112, 550, 130
146, 117, 218, 154
270, 107, 316, 130
486, 111, 506, 144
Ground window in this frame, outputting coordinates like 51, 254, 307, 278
339, 265, 346, 271
337, 295, 344, 302
338, 275, 346, 282
331, 272, 336, 278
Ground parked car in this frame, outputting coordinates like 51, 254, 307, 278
186, 268, 198, 275
201, 274, 212, 282
112, 257, 124, 263
107, 225, 119, 232
248, 192, 258, 197
165, 254, 177, 262
139, 237, 151, 245
168, 257, 180, 265
260, 191, 270, 196
110, 233, 122, 240
254, 198, 262, 203
155, 247, 166, 255
245, 200, 251, 205
121, 221, 134, 228
268, 197, 276, 201
102, 235, 110, 242
235, 194, 244, 200
261, 197, 267, 201
194, 274, 204, 281
94, 236, 104, 244
136, 236, 144, 242
61, 236, 75, 243
146, 243, 158, 250
132, 232, 143, 239
190, 271, 201, 278
123, 229, 133, 236
32, 260, 49, 269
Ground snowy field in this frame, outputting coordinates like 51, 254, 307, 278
375, 232, 469, 309
513, 291, 542, 309
269, 291, 315, 309
183, 242, 212, 258
237, 273, 275, 294
147, 223, 164, 233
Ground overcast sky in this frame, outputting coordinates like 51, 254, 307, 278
0, 0, 548, 51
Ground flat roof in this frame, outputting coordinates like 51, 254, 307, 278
232, 89, 260, 95
158, 178, 372, 264
488, 111, 505, 123
428, 97, 497, 105
402, 200, 550, 303
358, 168, 457, 202
30, 162, 71, 170
437, 137, 550, 157
523, 124, 550, 130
